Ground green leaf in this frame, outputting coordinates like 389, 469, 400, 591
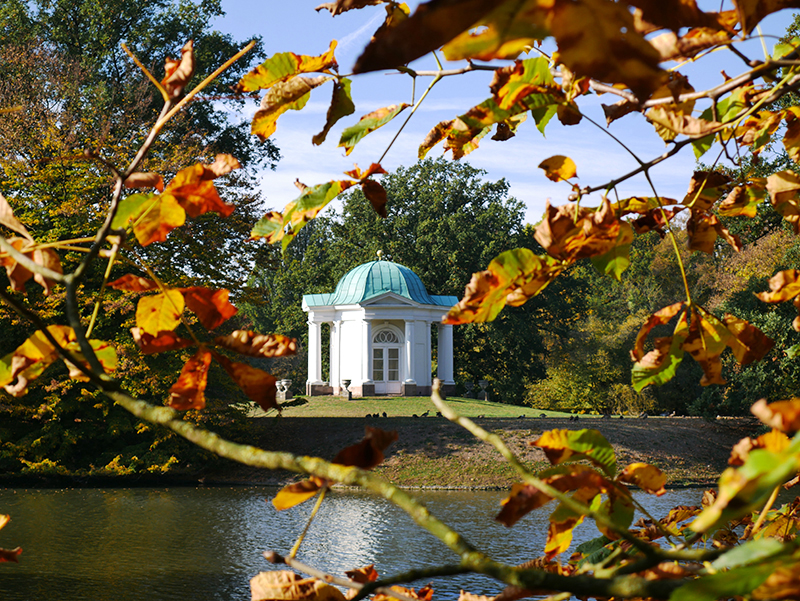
251, 76, 330, 141
280, 180, 356, 251
632, 310, 689, 392
668, 563, 775, 601
313, 77, 355, 146
590, 222, 633, 280
338, 104, 409, 156
710, 538, 786, 571
112, 193, 156, 230
531, 103, 558, 135
692, 133, 714, 159
533, 428, 617, 478
236, 41, 338, 93
787, 343, 800, 358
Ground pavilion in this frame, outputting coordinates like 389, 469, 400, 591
302, 256, 457, 397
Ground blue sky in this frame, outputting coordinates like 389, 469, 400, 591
211, 2, 796, 224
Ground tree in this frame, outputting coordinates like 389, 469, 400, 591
247, 158, 583, 401
5, 2, 800, 600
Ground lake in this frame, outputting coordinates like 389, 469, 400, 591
0, 486, 708, 601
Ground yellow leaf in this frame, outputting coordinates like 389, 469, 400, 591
136, 290, 185, 336
616, 463, 666, 495
538, 155, 577, 182
272, 479, 324, 511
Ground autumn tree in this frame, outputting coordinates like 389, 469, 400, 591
6, 2, 800, 601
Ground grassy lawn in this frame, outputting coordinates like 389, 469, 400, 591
271, 395, 575, 418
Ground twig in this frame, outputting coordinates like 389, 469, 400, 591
289, 485, 327, 559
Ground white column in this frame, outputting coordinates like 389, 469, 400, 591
307, 320, 323, 385
361, 318, 373, 384
437, 323, 455, 384
331, 320, 341, 391
425, 321, 432, 387
404, 320, 415, 384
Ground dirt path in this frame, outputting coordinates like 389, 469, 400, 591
207, 415, 760, 489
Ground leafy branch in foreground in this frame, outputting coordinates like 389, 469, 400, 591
6, 2, 800, 601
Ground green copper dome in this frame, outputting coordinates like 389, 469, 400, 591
304, 260, 457, 307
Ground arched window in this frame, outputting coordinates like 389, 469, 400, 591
373, 330, 399, 344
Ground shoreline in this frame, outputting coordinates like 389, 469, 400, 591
0, 415, 757, 490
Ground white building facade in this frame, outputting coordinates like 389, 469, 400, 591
302, 259, 457, 397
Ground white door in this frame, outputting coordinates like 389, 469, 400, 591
373, 330, 402, 394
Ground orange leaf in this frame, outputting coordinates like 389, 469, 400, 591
332, 426, 398, 470
214, 331, 297, 358
751, 398, 800, 433
616, 463, 666, 495
168, 348, 212, 410
136, 290, 184, 336
162, 40, 195, 99
534, 199, 623, 261
165, 163, 235, 219
1, 237, 62, 295
130, 328, 193, 355
215, 355, 277, 411
0, 191, 33, 241
180, 287, 237, 330
343, 163, 387, 181
0, 547, 21, 563
632, 302, 686, 361
729, 429, 790, 466
344, 565, 379, 584
272, 477, 326, 511
124, 172, 165, 192
723, 313, 774, 364
108, 274, 159, 292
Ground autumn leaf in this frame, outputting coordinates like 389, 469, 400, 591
443, 3, 549, 61
214, 331, 297, 358
722, 313, 774, 365
0, 191, 33, 241
729, 429, 790, 466
179, 287, 237, 330
249, 211, 285, 245
163, 160, 237, 219
538, 155, 577, 182
338, 104, 409, 156
444, 248, 563, 324
344, 565, 379, 584
135, 290, 185, 336
783, 106, 800, 163
112, 193, 186, 246
718, 180, 766, 218
168, 347, 212, 410
332, 426, 398, 470
751, 398, 800, 433
214, 355, 277, 412
361, 179, 388, 218
766, 170, 800, 234
236, 41, 338, 93
682, 170, 731, 211
650, 27, 734, 62
631, 304, 689, 391
756, 269, 800, 330
352, 0, 499, 73
162, 40, 194, 99
533, 429, 617, 478
0, 546, 21, 563
313, 77, 356, 145
0, 326, 72, 396
123, 172, 165, 192
646, 106, 720, 139
0, 237, 62, 295
590, 221, 634, 280
130, 328, 194, 355
534, 198, 623, 262
108, 274, 159, 292
250, 570, 346, 601
616, 463, 666, 495
272, 477, 328, 511
252, 75, 331, 140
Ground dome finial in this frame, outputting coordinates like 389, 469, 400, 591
376, 249, 383, 260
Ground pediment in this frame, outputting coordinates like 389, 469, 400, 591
361, 291, 416, 307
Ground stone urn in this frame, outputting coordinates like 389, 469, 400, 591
478, 379, 489, 401
277, 379, 293, 401
341, 379, 352, 400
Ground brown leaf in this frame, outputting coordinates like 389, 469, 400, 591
124, 172, 165, 192
0, 191, 33, 241
353, 0, 499, 74
751, 398, 800, 433
723, 313, 774, 365
361, 179, 388, 218
0, 547, 21, 563
315, 1, 383, 15
162, 40, 195, 99
631, 302, 686, 361
130, 328, 194, 355
214, 331, 297, 358
650, 27, 734, 62
602, 99, 639, 125
686, 210, 741, 254
108, 274, 159, 292
683, 170, 731, 211
250, 570, 346, 601
1, 237, 61, 295
767, 170, 800, 233
200, 154, 241, 180
168, 348, 212, 410
180, 287, 237, 330
344, 565, 379, 584
215, 354, 278, 412
647, 106, 720, 138
332, 426, 398, 470
534, 198, 622, 262
729, 429, 790, 466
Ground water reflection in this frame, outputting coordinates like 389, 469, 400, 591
0, 487, 713, 601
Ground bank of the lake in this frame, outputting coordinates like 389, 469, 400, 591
201, 414, 760, 489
